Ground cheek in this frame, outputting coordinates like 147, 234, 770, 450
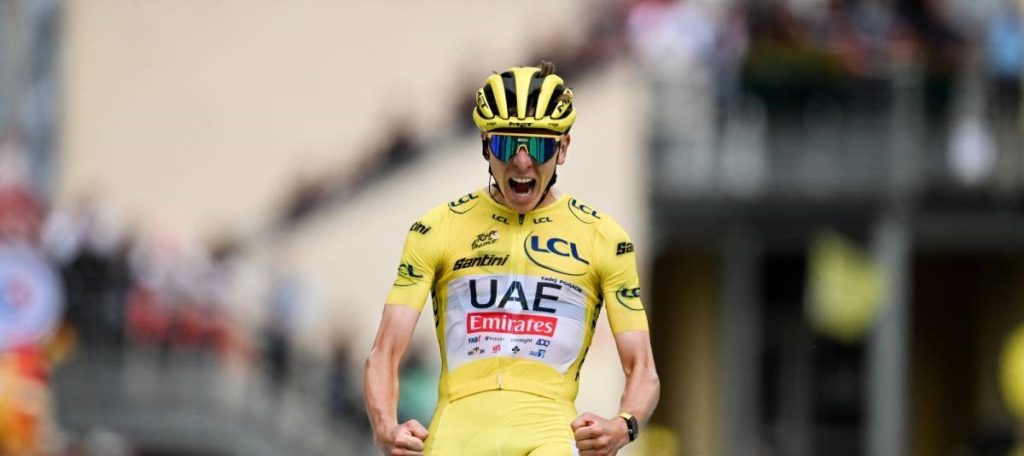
489, 159, 507, 180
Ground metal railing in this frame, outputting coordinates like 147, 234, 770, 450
52, 348, 373, 456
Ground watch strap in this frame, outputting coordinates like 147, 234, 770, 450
617, 412, 639, 442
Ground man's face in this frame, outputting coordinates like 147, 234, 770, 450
484, 132, 570, 213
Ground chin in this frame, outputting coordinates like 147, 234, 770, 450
500, 189, 540, 212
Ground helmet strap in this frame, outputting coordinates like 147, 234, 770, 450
488, 164, 505, 199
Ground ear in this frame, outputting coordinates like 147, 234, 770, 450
556, 134, 570, 165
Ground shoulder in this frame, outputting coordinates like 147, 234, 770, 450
560, 194, 628, 235
560, 194, 634, 249
562, 194, 604, 226
443, 189, 486, 216
406, 189, 488, 232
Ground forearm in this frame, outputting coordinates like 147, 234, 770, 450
364, 348, 400, 435
618, 361, 660, 426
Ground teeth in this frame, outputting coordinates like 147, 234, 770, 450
511, 177, 534, 183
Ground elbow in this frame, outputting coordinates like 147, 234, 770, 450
626, 361, 661, 397
647, 366, 661, 398
364, 346, 391, 378
638, 361, 660, 402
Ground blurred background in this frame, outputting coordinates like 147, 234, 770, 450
0, 0, 1023, 454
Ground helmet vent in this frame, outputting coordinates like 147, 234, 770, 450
545, 86, 566, 117
500, 71, 517, 117
525, 73, 544, 118
482, 84, 499, 119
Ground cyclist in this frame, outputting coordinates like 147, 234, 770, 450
364, 61, 659, 456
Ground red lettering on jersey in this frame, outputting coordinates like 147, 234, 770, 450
467, 312, 557, 337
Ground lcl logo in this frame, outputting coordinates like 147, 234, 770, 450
448, 193, 480, 214
524, 234, 590, 277
529, 236, 589, 265
615, 287, 643, 311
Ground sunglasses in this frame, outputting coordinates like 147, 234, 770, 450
486, 133, 562, 164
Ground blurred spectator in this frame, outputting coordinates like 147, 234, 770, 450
380, 120, 421, 171
262, 269, 303, 394
282, 170, 331, 224
0, 164, 61, 455
741, 1, 848, 117
986, 0, 1023, 120
397, 349, 437, 427
628, 0, 718, 186
715, 4, 751, 106
327, 336, 369, 432
627, 0, 716, 75
0, 131, 42, 244
818, 0, 895, 79
897, 0, 966, 123
54, 197, 131, 351
0, 347, 55, 456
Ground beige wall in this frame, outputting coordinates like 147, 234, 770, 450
60, 0, 584, 236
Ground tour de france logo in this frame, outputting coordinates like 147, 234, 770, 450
472, 230, 499, 250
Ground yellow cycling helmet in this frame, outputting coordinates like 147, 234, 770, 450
472, 61, 576, 134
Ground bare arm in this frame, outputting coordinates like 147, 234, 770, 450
364, 304, 429, 455
573, 330, 659, 455
612, 330, 660, 425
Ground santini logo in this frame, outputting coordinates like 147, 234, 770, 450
410, 221, 431, 235
453, 254, 509, 271
616, 242, 634, 255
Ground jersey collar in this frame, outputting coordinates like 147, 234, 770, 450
479, 187, 569, 217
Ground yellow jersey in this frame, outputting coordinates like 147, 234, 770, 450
386, 188, 648, 404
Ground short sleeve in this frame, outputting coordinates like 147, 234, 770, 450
595, 218, 649, 334
385, 205, 447, 311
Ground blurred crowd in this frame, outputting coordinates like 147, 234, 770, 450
276, 0, 1024, 231
0, 130, 379, 454
626, 0, 1022, 121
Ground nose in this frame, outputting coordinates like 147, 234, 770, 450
511, 145, 533, 168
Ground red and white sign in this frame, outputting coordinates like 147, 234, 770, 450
467, 312, 557, 337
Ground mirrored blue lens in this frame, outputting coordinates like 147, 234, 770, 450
487, 135, 559, 164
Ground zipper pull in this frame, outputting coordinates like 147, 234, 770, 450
518, 214, 525, 225
497, 371, 503, 388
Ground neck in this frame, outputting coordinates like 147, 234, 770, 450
489, 185, 559, 213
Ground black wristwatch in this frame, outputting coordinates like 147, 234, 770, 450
617, 412, 639, 442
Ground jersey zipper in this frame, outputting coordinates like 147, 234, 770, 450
498, 213, 528, 390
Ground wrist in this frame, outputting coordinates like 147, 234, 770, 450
616, 412, 639, 443
372, 420, 398, 441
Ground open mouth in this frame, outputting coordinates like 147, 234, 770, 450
508, 177, 536, 196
